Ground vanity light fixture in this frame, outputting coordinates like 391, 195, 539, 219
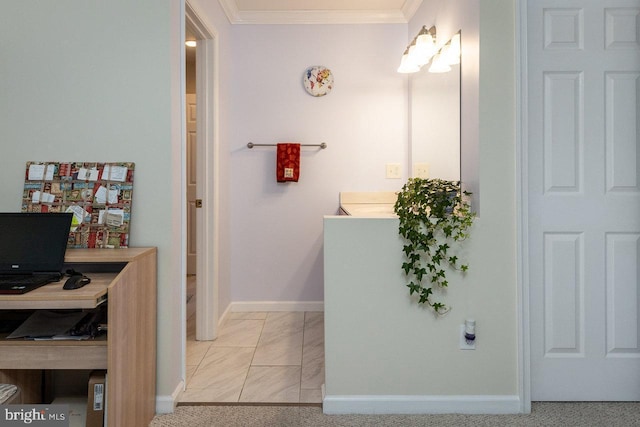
398, 28, 461, 74
397, 25, 436, 74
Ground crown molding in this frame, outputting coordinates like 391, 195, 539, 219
218, 0, 423, 25
218, 0, 240, 23
402, 0, 422, 22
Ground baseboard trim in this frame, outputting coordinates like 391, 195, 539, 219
218, 302, 232, 327
156, 380, 184, 414
230, 301, 324, 312
322, 394, 522, 415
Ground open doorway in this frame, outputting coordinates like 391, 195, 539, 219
185, 27, 197, 276
184, 2, 219, 349
184, 21, 198, 349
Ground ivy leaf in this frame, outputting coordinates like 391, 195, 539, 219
407, 282, 420, 295
418, 287, 433, 303
402, 262, 411, 274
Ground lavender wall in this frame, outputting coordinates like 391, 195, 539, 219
228, 24, 409, 303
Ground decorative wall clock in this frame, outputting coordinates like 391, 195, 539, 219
303, 65, 333, 97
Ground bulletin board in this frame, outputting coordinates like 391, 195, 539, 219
21, 161, 135, 249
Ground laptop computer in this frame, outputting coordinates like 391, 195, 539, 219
0, 212, 73, 294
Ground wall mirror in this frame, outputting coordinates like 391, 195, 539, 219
409, 31, 461, 182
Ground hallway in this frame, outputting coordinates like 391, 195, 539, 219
181, 277, 324, 404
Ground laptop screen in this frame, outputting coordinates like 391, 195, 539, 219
0, 212, 72, 275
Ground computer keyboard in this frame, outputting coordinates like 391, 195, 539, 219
0, 274, 60, 293
0, 274, 54, 285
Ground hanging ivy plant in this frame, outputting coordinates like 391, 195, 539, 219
393, 178, 475, 314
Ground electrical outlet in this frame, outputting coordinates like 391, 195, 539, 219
459, 324, 476, 350
413, 163, 430, 178
386, 163, 401, 179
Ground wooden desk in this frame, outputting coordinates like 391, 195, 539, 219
0, 247, 156, 427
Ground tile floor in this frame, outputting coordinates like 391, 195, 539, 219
181, 277, 324, 404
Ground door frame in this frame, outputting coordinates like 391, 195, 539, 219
185, 1, 220, 342
516, 0, 532, 414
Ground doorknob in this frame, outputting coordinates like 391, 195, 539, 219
195, 199, 203, 208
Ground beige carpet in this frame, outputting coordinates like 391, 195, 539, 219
150, 402, 640, 426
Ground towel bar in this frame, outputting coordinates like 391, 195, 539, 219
247, 142, 327, 149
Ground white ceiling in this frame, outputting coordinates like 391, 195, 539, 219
218, 0, 423, 24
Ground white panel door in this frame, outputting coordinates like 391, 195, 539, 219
528, 0, 640, 400
186, 94, 197, 275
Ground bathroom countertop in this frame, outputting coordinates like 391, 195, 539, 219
340, 203, 396, 217
339, 192, 398, 218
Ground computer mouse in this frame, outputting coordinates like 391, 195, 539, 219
63, 275, 91, 290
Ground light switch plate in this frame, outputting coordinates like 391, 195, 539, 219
413, 163, 430, 179
386, 163, 401, 179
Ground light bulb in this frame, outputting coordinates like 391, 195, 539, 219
445, 33, 461, 65
428, 52, 451, 73
412, 33, 436, 66
397, 51, 420, 73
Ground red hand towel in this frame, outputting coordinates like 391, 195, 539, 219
276, 143, 300, 182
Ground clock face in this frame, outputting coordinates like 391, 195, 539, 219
303, 66, 333, 97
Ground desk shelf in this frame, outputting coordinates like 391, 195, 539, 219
0, 335, 107, 369
0, 247, 156, 427
0, 273, 113, 310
